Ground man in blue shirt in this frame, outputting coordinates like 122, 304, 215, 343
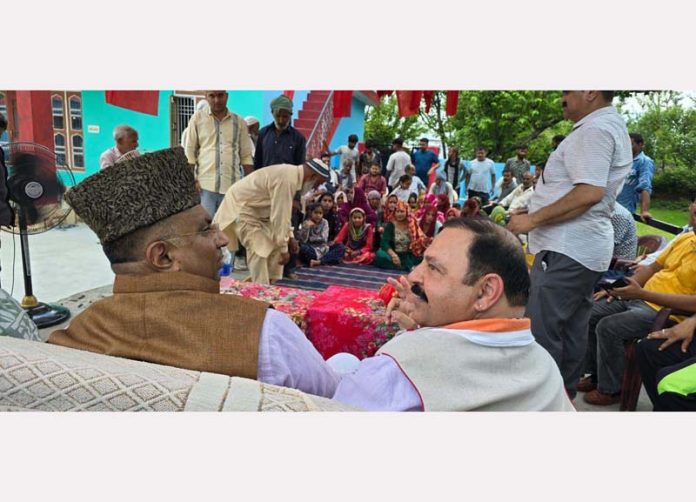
253, 94, 307, 169
411, 137, 440, 187
616, 132, 654, 222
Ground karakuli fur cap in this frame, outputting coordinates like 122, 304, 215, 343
65, 146, 200, 243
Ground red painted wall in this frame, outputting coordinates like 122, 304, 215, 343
14, 91, 54, 153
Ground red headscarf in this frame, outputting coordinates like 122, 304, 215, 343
383, 193, 399, 223
394, 201, 426, 256
419, 204, 439, 238
436, 193, 451, 213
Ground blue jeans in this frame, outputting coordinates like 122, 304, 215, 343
200, 189, 235, 271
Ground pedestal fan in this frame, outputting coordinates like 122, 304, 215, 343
1, 141, 75, 328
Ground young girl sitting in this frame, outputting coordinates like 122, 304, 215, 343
298, 203, 346, 267
335, 207, 375, 265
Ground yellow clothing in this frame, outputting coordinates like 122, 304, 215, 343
184, 108, 253, 194
214, 164, 303, 283
644, 232, 696, 320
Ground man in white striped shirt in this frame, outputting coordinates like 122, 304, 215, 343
507, 91, 632, 399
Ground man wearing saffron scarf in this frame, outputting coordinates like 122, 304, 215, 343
333, 217, 574, 411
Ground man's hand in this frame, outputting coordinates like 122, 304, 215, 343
279, 252, 291, 265
593, 289, 611, 302
647, 321, 696, 352
195, 180, 201, 192
288, 238, 300, 255
608, 276, 643, 301
640, 210, 653, 223
507, 213, 535, 235
385, 276, 420, 331
628, 255, 647, 271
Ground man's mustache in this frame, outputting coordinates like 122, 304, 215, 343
411, 283, 428, 303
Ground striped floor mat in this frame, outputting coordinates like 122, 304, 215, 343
275, 263, 404, 291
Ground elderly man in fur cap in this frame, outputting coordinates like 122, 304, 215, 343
48, 147, 339, 397
214, 158, 331, 284
253, 94, 307, 169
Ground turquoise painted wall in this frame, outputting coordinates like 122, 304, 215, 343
80, 91, 173, 185
227, 90, 265, 121
328, 98, 366, 169
79, 90, 265, 186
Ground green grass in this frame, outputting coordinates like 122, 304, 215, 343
636, 200, 689, 238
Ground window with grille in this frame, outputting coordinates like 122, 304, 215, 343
173, 95, 196, 146
69, 96, 82, 130
52, 95, 64, 129
54, 133, 66, 166
71, 134, 84, 168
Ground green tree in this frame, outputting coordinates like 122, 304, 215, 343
625, 91, 696, 172
363, 95, 426, 150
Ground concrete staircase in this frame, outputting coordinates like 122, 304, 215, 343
293, 90, 333, 144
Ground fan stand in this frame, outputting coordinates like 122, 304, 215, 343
17, 208, 70, 329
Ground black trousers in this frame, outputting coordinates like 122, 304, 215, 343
637, 338, 696, 411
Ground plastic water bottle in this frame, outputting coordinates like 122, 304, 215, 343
219, 248, 232, 277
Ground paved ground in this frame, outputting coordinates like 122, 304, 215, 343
4, 223, 653, 412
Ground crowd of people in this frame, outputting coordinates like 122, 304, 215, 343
0, 89, 694, 413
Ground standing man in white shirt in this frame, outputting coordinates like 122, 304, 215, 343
464, 146, 496, 204
386, 137, 411, 191
99, 125, 139, 170
507, 91, 632, 399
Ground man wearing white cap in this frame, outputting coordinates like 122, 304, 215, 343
214, 158, 330, 284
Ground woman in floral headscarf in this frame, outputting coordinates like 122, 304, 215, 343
374, 201, 425, 271
335, 207, 375, 265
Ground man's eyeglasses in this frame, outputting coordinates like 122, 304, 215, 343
160, 223, 221, 242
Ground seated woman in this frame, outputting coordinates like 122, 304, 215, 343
297, 203, 345, 267
334, 208, 375, 265
418, 204, 442, 246
445, 207, 461, 220
374, 201, 425, 271
338, 186, 377, 228
334, 190, 346, 207
382, 193, 398, 225
407, 192, 419, 212
435, 193, 451, 217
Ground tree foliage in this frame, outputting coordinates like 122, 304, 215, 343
365, 91, 571, 163
363, 90, 668, 168
363, 95, 426, 150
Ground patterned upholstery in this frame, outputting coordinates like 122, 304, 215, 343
0, 337, 356, 412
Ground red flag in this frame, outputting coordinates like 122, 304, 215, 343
446, 91, 459, 116
377, 90, 394, 98
105, 91, 159, 116
423, 91, 434, 113
333, 91, 353, 118
283, 90, 295, 100
396, 91, 423, 117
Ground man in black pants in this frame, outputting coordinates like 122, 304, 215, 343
637, 314, 696, 411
